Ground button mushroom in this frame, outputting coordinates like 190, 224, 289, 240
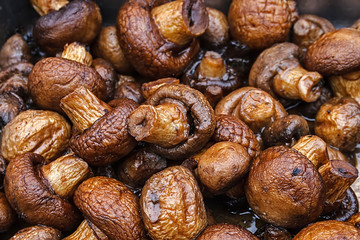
200, 7, 229, 47
0, 92, 25, 128
9, 225, 62, 240
228, 0, 298, 50
116, 0, 208, 78
249, 42, 323, 103
0, 33, 32, 69
196, 223, 259, 240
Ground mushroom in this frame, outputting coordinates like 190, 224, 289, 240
182, 51, 242, 107
200, 7, 229, 47
262, 224, 292, 240
228, 0, 298, 50
299, 85, 333, 118
329, 70, 360, 105
315, 97, 360, 152
1, 109, 71, 162
291, 14, 335, 52
116, 0, 208, 78
9, 225, 62, 240
141, 77, 180, 100
92, 26, 133, 74
60, 87, 138, 166
113, 76, 144, 104
0, 73, 29, 101
249, 42, 323, 103
63, 219, 108, 240
33, 0, 102, 54
140, 166, 207, 239
292, 220, 360, 239
0, 192, 15, 233
92, 58, 117, 100
0, 156, 5, 189
73, 176, 146, 240
196, 223, 259, 240
128, 83, 216, 160
0, 92, 25, 128
245, 146, 325, 228
352, 19, 360, 30
215, 87, 287, 133
4, 152, 87, 231
347, 212, 360, 229
0, 33, 32, 69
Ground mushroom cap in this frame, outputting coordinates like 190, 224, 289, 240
74, 176, 146, 240
0, 191, 15, 233
304, 28, 360, 75
0, 33, 32, 69
196, 223, 259, 240
245, 146, 325, 229
4, 153, 81, 231
293, 220, 360, 239
9, 225, 62, 240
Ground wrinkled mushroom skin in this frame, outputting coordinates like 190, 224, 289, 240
299, 85, 333, 118
33, 0, 102, 54
0, 191, 15, 233
262, 114, 310, 147
0, 156, 5, 189
212, 115, 261, 159
228, 0, 298, 50
4, 153, 81, 231
0, 73, 29, 100
92, 26, 133, 74
245, 146, 325, 229
315, 97, 360, 152
0, 34, 32, 69
215, 87, 287, 133
0, 92, 25, 128
291, 14, 335, 51
249, 42, 323, 103
329, 71, 360, 105
143, 83, 215, 160
28, 57, 108, 113
200, 7, 229, 47
113, 80, 144, 104
293, 220, 360, 239
9, 225, 62, 240
116, 0, 207, 78
92, 58, 117, 100
141, 166, 207, 240
196, 223, 259, 240
74, 176, 146, 240
305, 28, 360, 76
70, 98, 138, 166
1, 110, 71, 162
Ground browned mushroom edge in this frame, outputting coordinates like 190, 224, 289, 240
0, 33, 32, 69
9, 225, 62, 240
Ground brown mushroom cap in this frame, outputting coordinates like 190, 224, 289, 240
9, 225, 62, 240
4, 153, 81, 231
305, 28, 360, 75
293, 220, 360, 239
0, 92, 25, 128
0, 191, 15, 233
196, 223, 259, 240
245, 146, 325, 229
74, 176, 146, 240
92, 58, 117, 100
0, 33, 32, 69
141, 166, 207, 240
228, 0, 298, 50
200, 7, 229, 47
33, 0, 102, 54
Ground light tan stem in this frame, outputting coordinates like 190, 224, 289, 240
30, 0, 68, 16
128, 102, 189, 148
62, 42, 93, 66
197, 51, 226, 79
41, 154, 91, 199
63, 220, 98, 240
318, 160, 358, 204
60, 87, 112, 132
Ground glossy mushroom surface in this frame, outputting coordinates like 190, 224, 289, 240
197, 223, 259, 240
9, 225, 62, 240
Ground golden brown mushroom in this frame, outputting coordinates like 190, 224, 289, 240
197, 223, 259, 240
9, 225, 62, 240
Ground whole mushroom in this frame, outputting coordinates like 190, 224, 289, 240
0, 33, 32, 69
196, 223, 259, 240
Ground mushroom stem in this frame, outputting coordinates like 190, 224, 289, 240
61, 42, 93, 66
60, 86, 112, 132
30, 0, 69, 16
318, 160, 358, 205
41, 154, 91, 199
197, 51, 226, 79
128, 102, 189, 148
63, 220, 98, 240
273, 64, 323, 102
151, 0, 208, 45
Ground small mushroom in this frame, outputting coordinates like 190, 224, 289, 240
249, 42, 323, 103
299, 85, 333, 118
113, 78, 144, 104
141, 166, 207, 240
74, 176, 146, 240
4, 152, 85, 231
141, 78, 179, 100
0, 73, 29, 100
292, 220, 360, 239
315, 97, 360, 152
196, 223, 259, 240
0, 156, 5, 189
262, 224, 292, 240
63, 219, 108, 240
0, 92, 26, 128
245, 146, 325, 229
0, 191, 15, 233
305, 28, 360, 76
200, 7, 229, 47
0, 33, 32, 69
116, 0, 208, 78
1, 109, 71, 162
92, 58, 117, 100
228, 0, 298, 50
215, 87, 287, 133
33, 0, 102, 54
329, 71, 360, 106
9, 225, 62, 240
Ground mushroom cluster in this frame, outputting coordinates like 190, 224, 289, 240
1, 0, 360, 239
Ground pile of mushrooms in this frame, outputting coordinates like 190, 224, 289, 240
1, 0, 360, 239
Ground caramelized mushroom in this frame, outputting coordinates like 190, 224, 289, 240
113, 79, 144, 104
200, 7, 229, 47
315, 97, 360, 152
329, 71, 360, 105
262, 224, 292, 240
33, 0, 102, 54
141, 166, 207, 239
92, 58, 117, 100
0, 92, 25, 128
228, 0, 298, 50
116, 0, 208, 78
0, 33, 32, 69
9, 225, 62, 240
74, 176, 146, 240
0, 192, 15, 233
347, 212, 360, 229
292, 220, 360, 239
249, 42, 323, 103
299, 85, 333, 118
245, 146, 325, 228
197, 223, 259, 240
